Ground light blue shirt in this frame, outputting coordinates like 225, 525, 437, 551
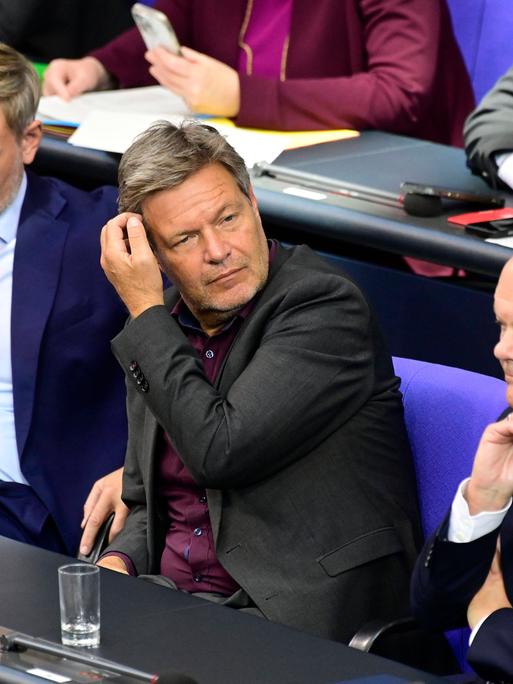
0, 172, 29, 483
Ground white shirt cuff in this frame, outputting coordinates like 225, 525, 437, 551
496, 151, 513, 189
447, 478, 511, 543
469, 615, 488, 645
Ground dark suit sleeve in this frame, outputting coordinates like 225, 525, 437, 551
411, 513, 500, 631
101, 377, 152, 574
111, 271, 375, 490
464, 65, 513, 188
467, 608, 513, 682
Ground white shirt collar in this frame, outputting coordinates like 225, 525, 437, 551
0, 172, 28, 244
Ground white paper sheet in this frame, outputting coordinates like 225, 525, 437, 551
68, 110, 285, 169
486, 235, 513, 248
37, 86, 190, 124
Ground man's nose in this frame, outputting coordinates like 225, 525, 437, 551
203, 228, 230, 263
495, 328, 513, 361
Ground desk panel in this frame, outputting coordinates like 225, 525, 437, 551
0, 537, 447, 684
32, 132, 507, 376
34, 132, 512, 277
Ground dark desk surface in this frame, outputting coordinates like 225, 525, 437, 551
0, 537, 445, 684
34, 131, 512, 278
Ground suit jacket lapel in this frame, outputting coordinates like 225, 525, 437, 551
11, 172, 69, 462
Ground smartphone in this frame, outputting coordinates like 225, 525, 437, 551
448, 207, 513, 238
131, 2, 181, 54
401, 181, 504, 208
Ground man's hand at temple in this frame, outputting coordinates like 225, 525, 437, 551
100, 213, 164, 318
145, 46, 240, 117
79, 467, 128, 557
465, 416, 513, 515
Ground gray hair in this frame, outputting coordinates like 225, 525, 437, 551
118, 121, 252, 213
0, 43, 40, 138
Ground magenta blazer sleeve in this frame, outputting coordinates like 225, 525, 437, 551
89, 0, 473, 145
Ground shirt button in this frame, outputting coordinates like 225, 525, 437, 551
193, 574, 203, 583
193, 527, 202, 537
205, 349, 214, 359
199, 495, 207, 505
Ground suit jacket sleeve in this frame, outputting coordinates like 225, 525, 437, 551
101, 375, 152, 574
110, 268, 376, 491
411, 512, 499, 631
464, 65, 513, 188
467, 608, 513, 682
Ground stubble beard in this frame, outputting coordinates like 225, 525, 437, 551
0, 159, 23, 214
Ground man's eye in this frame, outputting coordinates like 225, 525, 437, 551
174, 235, 190, 247
223, 214, 235, 223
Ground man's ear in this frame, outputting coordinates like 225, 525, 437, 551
21, 119, 42, 165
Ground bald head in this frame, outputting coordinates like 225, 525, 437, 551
494, 258, 513, 406
496, 257, 513, 301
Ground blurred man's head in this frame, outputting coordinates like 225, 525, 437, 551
118, 122, 269, 334
494, 257, 513, 406
0, 43, 42, 211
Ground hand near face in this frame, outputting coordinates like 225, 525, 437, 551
464, 416, 513, 515
468, 542, 512, 629
100, 213, 164, 318
145, 46, 241, 117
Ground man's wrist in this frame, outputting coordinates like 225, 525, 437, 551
465, 480, 511, 515
128, 299, 165, 319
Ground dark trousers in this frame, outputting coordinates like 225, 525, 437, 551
139, 574, 263, 618
0, 481, 65, 553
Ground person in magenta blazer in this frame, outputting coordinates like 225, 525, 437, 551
43, 0, 474, 146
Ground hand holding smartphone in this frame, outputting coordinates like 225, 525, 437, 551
131, 3, 181, 54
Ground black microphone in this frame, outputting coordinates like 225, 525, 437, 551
154, 672, 200, 684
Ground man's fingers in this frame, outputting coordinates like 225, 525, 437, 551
80, 504, 111, 555
126, 216, 154, 258
81, 484, 101, 528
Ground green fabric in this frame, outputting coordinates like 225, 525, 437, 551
32, 62, 48, 80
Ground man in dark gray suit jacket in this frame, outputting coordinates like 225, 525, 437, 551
464, 65, 513, 190
98, 121, 420, 643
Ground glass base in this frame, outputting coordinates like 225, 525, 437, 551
61, 622, 100, 648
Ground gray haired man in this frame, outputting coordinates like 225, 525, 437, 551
98, 121, 420, 643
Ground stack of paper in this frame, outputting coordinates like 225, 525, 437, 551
38, 85, 358, 169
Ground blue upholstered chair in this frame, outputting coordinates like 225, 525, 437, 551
393, 356, 507, 539
350, 357, 507, 674
447, 0, 513, 103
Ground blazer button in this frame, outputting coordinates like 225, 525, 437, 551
129, 361, 138, 372
141, 381, 149, 393
193, 574, 203, 583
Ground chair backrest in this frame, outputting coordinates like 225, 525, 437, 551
393, 357, 507, 538
447, 0, 513, 102
393, 357, 507, 672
